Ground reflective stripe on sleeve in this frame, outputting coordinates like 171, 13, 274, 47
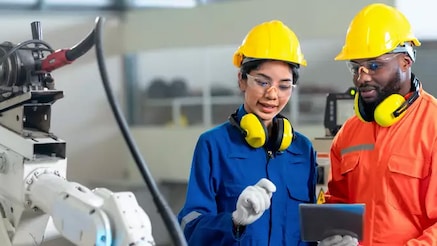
181, 211, 202, 231
340, 144, 374, 155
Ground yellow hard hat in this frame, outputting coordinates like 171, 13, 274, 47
233, 20, 307, 68
335, 3, 421, 61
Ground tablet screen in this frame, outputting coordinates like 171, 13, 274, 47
299, 203, 365, 242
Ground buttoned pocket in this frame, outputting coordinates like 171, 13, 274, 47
285, 156, 312, 202
338, 153, 360, 180
387, 154, 430, 215
341, 153, 360, 174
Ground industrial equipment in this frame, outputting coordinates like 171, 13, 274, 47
0, 18, 156, 246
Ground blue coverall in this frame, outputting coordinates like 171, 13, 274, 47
178, 105, 318, 246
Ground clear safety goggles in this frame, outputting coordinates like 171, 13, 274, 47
246, 73, 295, 98
346, 53, 402, 76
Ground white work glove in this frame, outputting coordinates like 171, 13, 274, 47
318, 235, 359, 246
232, 178, 276, 226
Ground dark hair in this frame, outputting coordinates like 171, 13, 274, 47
240, 59, 300, 85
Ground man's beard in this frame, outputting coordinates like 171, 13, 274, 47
361, 70, 401, 119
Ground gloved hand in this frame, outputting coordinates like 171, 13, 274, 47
232, 178, 276, 226
318, 235, 359, 246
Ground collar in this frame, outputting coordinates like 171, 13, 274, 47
236, 104, 247, 121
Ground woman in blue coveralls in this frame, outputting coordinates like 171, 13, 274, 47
177, 20, 317, 246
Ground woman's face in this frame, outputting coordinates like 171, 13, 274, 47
239, 60, 294, 128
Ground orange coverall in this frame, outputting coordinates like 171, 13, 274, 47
325, 86, 437, 246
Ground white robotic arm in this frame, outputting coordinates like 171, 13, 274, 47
0, 18, 157, 245
27, 169, 155, 246
0, 92, 155, 246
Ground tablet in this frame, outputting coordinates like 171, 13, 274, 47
299, 203, 365, 242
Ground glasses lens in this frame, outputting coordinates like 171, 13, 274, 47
346, 61, 382, 75
346, 62, 360, 75
346, 54, 401, 76
367, 61, 380, 71
246, 74, 293, 98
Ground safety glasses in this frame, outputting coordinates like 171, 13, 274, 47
346, 53, 402, 76
246, 73, 294, 98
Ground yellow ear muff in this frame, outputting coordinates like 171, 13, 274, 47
374, 94, 406, 127
240, 113, 267, 148
278, 118, 293, 151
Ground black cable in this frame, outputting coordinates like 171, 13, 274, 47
0, 40, 53, 66
66, 29, 95, 61
93, 16, 188, 246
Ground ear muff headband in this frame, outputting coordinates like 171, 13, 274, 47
270, 118, 283, 151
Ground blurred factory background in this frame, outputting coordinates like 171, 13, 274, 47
1, 0, 436, 245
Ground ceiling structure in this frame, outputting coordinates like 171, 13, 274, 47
0, 0, 237, 11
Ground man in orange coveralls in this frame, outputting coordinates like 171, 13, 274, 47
324, 3, 437, 246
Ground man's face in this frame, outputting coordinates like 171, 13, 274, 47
348, 53, 403, 108
361, 70, 401, 109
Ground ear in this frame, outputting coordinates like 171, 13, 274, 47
401, 54, 413, 71
238, 71, 247, 92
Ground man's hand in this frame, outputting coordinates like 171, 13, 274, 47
232, 178, 276, 226
318, 235, 359, 246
